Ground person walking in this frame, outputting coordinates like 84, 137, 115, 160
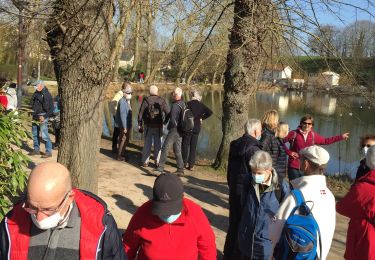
154, 87, 185, 176
138, 85, 169, 167
110, 86, 125, 153
181, 90, 212, 171
29, 80, 54, 158
115, 85, 132, 161
284, 114, 349, 180
123, 173, 216, 260
336, 146, 375, 260
223, 119, 263, 260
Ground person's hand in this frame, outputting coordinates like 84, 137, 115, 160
138, 126, 144, 133
342, 132, 350, 140
124, 128, 127, 134
39, 116, 45, 123
290, 152, 299, 159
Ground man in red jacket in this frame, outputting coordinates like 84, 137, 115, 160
284, 114, 349, 180
123, 173, 216, 260
337, 146, 375, 260
0, 162, 126, 260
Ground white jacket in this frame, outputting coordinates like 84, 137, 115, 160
269, 175, 336, 260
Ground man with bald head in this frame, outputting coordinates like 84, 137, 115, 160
0, 162, 126, 260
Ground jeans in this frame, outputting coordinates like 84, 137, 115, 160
158, 128, 183, 170
118, 128, 131, 158
32, 118, 52, 154
182, 131, 199, 167
288, 167, 303, 181
141, 126, 162, 164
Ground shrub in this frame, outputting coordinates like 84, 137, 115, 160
0, 110, 30, 218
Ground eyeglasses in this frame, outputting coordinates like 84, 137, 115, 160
22, 191, 70, 216
362, 144, 373, 148
302, 122, 313, 126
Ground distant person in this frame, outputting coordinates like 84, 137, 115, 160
0, 90, 8, 111
270, 146, 335, 260
223, 119, 262, 260
31, 67, 37, 82
0, 162, 127, 259
123, 173, 216, 260
237, 151, 290, 259
260, 109, 280, 168
355, 134, 375, 180
284, 114, 349, 180
154, 87, 185, 176
181, 90, 212, 171
139, 72, 145, 84
52, 95, 61, 149
138, 85, 169, 167
5, 82, 17, 111
336, 146, 375, 260
29, 80, 54, 158
114, 84, 132, 161
110, 87, 124, 153
274, 122, 289, 178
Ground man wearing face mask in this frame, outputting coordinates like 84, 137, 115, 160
237, 151, 290, 259
115, 84, 132, 161
270, 146, 335, 260
0, 162, 127, 260
223, 119, 263, 260
355, 134, 375, 180
123, 173, 216, 260
29, 80, 54, 158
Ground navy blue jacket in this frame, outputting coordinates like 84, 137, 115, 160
30, 87, 54, 120
238, 172, 290, 259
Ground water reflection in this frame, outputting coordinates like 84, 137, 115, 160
103, 89, 375, 177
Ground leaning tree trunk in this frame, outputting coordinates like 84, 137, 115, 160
46, 0, 113, 193
214, 0, 272, 169
130, 2, 141, 80
145, 6, 154, 79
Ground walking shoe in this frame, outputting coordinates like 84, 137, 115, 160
175, 169, 184, 177
187, 166, 194, 171
142, 163, 149, 167
28, 150, 40, 156
153, 168, 164, 177
41, 153, 52, 158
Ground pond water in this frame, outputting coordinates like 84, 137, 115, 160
103, 89, 375, 178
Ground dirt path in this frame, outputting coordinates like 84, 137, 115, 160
29, 138, 348, 259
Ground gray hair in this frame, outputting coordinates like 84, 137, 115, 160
366, 146, 375, 170
149, 85, 158, 95
191, 90, 202, 101
249, 151, 273, 170
174, 87, 183, 97
244, 119, 261, 135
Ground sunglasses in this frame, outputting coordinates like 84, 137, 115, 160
22, 191, 70, 216
302, 122, 313, 126
362, 144, 373, 148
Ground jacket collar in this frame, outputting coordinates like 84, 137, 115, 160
291, 175, 327, 189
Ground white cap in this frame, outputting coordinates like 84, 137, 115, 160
300, 145, 330, 165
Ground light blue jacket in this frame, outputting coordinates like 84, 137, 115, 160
114, 98, 132, 129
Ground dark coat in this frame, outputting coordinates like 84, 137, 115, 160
137, 95, 169, 128
186, 100, 212, 133
275, 137, 288, 178
260, 124, 279, 167
30, 87, 54, 120
356, 159, 370, 180
166, 99, 184, 130
238, 172, 290, 259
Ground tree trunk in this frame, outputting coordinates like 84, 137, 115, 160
214, 0, 272, 169
46, 0, 113, 193
145, 5, 153, 79
130, 2, 141, 80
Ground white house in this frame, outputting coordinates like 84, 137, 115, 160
322, 71, 340, 86
119, 51, 134, 68
307, 71, 340, 87
263, 65, 293, 81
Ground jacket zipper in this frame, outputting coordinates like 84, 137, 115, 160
5, 217, 11, 260
95, 225, 107, 260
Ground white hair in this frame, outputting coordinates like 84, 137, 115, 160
366, 146, 375, 170
249, 151, 273, 170
174, 87, 183, 97
191, 90, 202, 101
244, 119, 261, 135
149, 85, 158, 95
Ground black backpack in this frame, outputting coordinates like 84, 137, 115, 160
177, 103, 194, 132
143, 97, 162, 124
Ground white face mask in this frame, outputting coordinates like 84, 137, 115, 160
362, 146, 369, 158
31, 211, 63, 230
125, 94, 132, 100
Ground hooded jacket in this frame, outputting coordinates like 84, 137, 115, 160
0, 189, 126, 260
284, 127, 343, 169
30, 87, 54, 120
336, 169, 375, 260
123, 198, 216, 260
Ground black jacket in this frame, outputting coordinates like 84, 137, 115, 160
138, 95, 169, 128
356, 159, 370, 180
275, 137, 288, 178
186, 100, 212, 133
166, 99, 184, 130
260, 124, 279, 168
30, 87, 54, 120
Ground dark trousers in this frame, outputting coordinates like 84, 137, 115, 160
158, 128, 183, 170
181, 131, 199, 167
112, 126, 120, 151
54, 128, 60, 146
288, 167, 303, 181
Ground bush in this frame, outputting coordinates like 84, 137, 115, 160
0, 110, 30, 218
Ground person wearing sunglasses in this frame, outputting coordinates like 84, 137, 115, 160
355, 134, 375, 180
0, 162, 126, 260
284, 114, 349, 181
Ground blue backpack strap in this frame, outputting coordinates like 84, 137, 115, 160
291, 189, 304, 206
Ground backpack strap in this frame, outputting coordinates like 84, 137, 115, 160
291, 189, 304, 207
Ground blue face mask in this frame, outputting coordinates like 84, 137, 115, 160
252, 174, 266, 184
256, 135, 261, 141
159, 212, 181, 223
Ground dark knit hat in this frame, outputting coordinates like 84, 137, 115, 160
152, 173, 184, 216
